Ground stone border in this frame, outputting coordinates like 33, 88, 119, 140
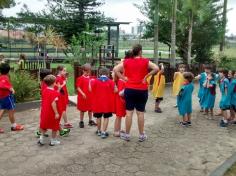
210, 153, 236, 176
15, 100, 41, 112
15, 100, 76, 112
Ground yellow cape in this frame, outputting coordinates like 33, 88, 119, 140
147, 72, 165, 98
172, 72, 184, 96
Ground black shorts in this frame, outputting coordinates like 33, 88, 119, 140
156, 97, 163, 102
93, 113, 113, 118
124, 88, 148, 112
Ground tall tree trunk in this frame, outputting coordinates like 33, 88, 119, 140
220, 0, 227, 52
187, 11, 193, 66
154, 0, 159, 64
170, 0, 177, 68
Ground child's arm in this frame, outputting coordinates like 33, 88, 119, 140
159, 63, 164, 74
173, 72, 178, 80
143, 61, 159, 83
51, 98, 59, 119
77, 87, 86, 99
194, 74, 201, 80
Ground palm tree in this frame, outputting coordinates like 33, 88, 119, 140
170, 0, 177, 68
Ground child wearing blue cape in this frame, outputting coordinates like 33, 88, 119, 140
177, 72, 194, 127
195, 65, 212, 112
201, 73, 216, 119
228, 71, 236, 123
218, 69, 231, 127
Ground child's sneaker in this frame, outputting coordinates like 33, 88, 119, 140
95, 130, 101, 136
11, 124, 24, 131
37, 136, 45, 146
88, 120, 97, 126
49, 139, 61, 146
120, 133, 130, 141
220, 120, 228, 128
101, 132, 109, 139
79, 121, 84, 128
35, 130, 49, 138
138, 133, 147, 142
64, 123, 73, 129
0, 128, 4, 133
59, 128, 70, 137
180, 122, 188, 127
187, 121, 192, 126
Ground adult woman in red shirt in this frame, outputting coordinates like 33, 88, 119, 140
114, 44, 159, 142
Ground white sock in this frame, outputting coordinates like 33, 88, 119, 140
223, 119, 228, 123
11, 123, 17, 128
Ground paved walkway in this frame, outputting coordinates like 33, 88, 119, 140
1, 86, 236, 176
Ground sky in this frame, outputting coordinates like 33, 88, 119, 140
2, 0, 236, 35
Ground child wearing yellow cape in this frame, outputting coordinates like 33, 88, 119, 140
147, 63, 165, 113
172, 64, 186, 107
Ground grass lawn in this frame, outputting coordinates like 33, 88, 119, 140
224, 163, 236, 176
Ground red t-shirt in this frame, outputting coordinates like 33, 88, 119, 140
115, 79, 126, 117
55, 75, 69, 111
91, 78, 115, 113
40, 87, 61, 131
124, 58, 149, 90
76, 75, 92, 111
0, 75, 12, 98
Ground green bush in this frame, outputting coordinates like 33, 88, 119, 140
10, 71, 40, 102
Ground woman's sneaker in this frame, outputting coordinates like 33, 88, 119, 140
49, 139, 61, 146
138, 134, 147, 142
120, 133, 130, 141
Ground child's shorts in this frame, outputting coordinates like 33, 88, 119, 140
0, 94, 15, 110
231, 105, 236, 112
156, 97, 163, 102
93, 113, 113, 118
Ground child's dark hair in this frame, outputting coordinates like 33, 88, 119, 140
183, 72, 194, 82
209, 73, 215, 80
43, 74, 56, 86
0, 63, 10, 75
229, 70, 235, 76
218, 69, 228, 78
99, 67, 109, 76
40, 69, 52, 80
132, 44, 142, 57
124, 50, 133, 59
178, 64, 186, 69
82, 63, 91, 72
56, 65, 65, 74
19, 54, 26, 60
204, 64, 212, 70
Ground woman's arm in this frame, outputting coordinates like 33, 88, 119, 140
113, 62, 127, 81
143, 61, 159, 82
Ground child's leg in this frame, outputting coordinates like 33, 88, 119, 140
183, 114, 188, 122
102, 118, 109, 132
230, 109, 235, 121
51, 130, 57, 139
8, 110, 15, 124
0, 109, 4, 120
38, 128, 47, 144
88, 111, 92, 121
50, 130, 60, 146
187, 114, 191, 122
96, 118, 102, 131
114, 117, 121, 136
80, 111, 85, 122
62, 110, 73, 128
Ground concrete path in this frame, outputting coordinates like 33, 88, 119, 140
0, 86, 236, 176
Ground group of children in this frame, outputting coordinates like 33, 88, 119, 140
1, 58, 236, 145
171, 64, 236, 127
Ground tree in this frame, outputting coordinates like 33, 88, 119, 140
18, 0, 106, 43
153, 0, 159, 63
0, 0, 15, 9
219, 0, 227, 52
170, 0, 177, 68
140, 0, 223, 64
